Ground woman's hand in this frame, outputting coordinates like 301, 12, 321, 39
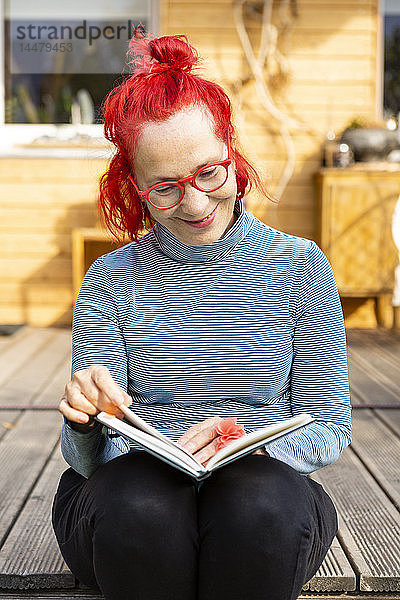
58, 365, 131, 426
177, 417, 223, 466
177, 417, 268, 465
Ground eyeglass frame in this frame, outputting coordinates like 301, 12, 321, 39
128, 135, 232, 210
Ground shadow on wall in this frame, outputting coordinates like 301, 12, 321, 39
205, 1, 381, 242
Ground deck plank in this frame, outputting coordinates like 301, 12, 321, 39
374, 408, 400, 437
33, 352, 71, 409
0, 325, 30, 353
347, 333, 400, 390
347, 329, 400, 408
0, 330, 71, 408
347, 328, 400, 356
312, 448, 400, 592
0, 327, 398, 596
350, 410, 400, 510
0, 412, 22, 441
0, 596, 397, 600
0, 447, 73, 590
0, 329, 57, 389
0, 327, 31, 353
347, 357, 400, 407
348, 348, 400, 397
0, 411, 62, 547
303, 537, 356, 591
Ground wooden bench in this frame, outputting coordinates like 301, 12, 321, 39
0, 326, 399, 599
72, 228, 121, 300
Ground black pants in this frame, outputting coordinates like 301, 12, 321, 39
52, 452, 337, 600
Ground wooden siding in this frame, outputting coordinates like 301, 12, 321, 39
0, 158, 108, 327
162, 0, 380, 236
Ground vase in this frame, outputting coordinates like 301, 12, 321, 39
340, 127, 399, 162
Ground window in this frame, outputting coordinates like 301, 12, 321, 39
3, 0, 157, 124
383, 0, 400, 117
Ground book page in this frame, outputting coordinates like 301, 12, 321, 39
206, 414, 313, 470
97, 411, 206, 475
119, 404, 172, 442
118, 404, 199, 462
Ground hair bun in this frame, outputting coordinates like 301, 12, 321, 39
127, 31, 199, 75
149, 35, 198, 72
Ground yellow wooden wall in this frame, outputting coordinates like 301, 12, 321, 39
161, 0, 379, 238
161, 0, 384, 327
0, 1, 382, 327
0, 157, 108, 326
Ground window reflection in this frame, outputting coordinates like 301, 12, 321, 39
384, 0, 400, 117
4, 1, 150, 123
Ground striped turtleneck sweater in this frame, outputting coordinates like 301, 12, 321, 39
61, 201, 351, 479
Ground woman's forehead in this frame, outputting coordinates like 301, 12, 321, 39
138, 108, 216, 147
133, 108, 224, 180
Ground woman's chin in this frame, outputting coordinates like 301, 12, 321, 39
169, 207, 237, 246
173, 222, 227, 245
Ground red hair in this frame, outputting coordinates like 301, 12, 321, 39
99, 31, 264, 241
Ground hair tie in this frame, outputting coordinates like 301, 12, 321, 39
147, 60, 189, 76
148, 61, 169, 75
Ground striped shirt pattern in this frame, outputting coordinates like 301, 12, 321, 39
62, 201, 352, 479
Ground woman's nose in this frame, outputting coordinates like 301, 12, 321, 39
179, 182, 210, 217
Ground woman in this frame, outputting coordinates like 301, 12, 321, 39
52, 32, 351, 600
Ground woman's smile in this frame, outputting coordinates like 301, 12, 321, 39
178, 206, 218, 227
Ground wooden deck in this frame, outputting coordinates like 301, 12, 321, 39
0, 326, 399, 599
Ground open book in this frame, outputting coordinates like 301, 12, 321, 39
96, 406, 314, 481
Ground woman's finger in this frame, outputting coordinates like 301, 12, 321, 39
64, 380, 127, 421
69, 372, 101, 406
66, 381, 100, 415
72, 368, 118, 408
89, 366, 128, 407
58, 392, 125, 424
58, 397, 94, 424
177, 417, 216, 449
70, 367, 131, 413
177, 416, 221, 454
193, 438, 220, 466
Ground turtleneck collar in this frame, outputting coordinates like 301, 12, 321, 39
152, 198, 255, 263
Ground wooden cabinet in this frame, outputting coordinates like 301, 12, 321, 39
315, 167, 400, 327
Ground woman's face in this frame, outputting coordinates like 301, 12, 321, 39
132, 107, 238, 245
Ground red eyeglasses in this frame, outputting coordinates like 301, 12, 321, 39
128, 136, 232, 210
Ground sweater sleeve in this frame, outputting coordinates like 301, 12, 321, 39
265, 241, 352, 475
61, 256, 130, 479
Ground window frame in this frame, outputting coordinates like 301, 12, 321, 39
378, 0, 384, 119
379, 0, 400, 119
0, 0, 159, 148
